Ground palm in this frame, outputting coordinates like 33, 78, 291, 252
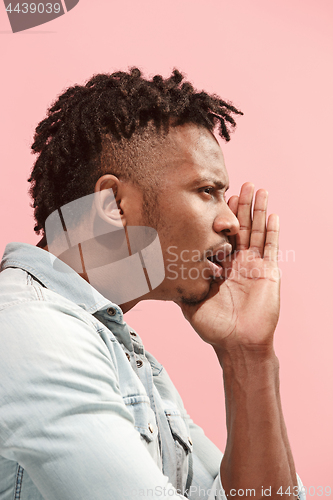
180, 184, 281, 351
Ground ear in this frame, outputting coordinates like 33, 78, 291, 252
94, 175, 126, 228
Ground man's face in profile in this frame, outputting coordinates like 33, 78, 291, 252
44, 123, 240, 309
143, 124, 240, 306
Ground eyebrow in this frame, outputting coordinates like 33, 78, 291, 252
189, 177, 229, 190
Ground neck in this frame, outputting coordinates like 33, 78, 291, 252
119, 297, 142, 314
36, 237, 145, 314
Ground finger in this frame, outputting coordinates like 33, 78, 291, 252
227, 195, 239, 216
235, 182, 254, 251
227, 195, 239, 252
263, 214, 279, 262
249, 189, 268, 257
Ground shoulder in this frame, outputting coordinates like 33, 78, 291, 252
0, 266, 102, 333
0, 267, 120, 390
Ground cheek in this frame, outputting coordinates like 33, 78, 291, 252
157, 197, 213, 241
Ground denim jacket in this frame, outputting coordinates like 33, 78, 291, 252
0, 243, 304, 500
0, 243, 227, 500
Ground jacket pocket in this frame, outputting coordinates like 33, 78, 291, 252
164, 409, 193, 493
164, 409, 193, 454
123, 395, 158, 444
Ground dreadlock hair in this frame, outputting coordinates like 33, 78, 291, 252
28, 67, 243, 238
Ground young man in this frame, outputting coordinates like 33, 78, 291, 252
0, 68, 304, 499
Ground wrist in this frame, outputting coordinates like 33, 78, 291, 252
218, 345, 281, 425
214, 343, 278, 371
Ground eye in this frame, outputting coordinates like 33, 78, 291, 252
201, 186, 215, 196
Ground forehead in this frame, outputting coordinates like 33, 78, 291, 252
165, 124, 229, 187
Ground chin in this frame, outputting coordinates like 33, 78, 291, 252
176, 277, 213, 306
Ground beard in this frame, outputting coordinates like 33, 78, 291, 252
176, 278, 216, 306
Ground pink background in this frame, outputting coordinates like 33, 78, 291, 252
1, 0, 332, 489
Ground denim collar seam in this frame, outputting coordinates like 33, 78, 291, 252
2, 260, 112, 314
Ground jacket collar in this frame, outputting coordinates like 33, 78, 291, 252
0, 242, 124, 322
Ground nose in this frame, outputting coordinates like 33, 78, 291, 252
213, 201, 240, 236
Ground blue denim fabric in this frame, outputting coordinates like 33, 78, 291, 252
0, 243, 304, 500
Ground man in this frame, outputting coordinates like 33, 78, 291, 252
0, 68, 304, 499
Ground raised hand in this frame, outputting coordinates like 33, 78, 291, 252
179, 182, 281, 352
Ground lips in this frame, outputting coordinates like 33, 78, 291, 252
206, 258, 224, 277
205, 243, 232, 278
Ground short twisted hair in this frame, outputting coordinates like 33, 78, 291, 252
28, 68, 243, 236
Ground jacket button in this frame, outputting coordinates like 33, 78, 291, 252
125, 352, 131, 361
148, 423, 154, 433
130, 331, 136, 336
136, 360, 143, 368
188, 437, 193, 446
107, 307, 116, 316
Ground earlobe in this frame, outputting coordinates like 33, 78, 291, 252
94, 176, 126, 228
